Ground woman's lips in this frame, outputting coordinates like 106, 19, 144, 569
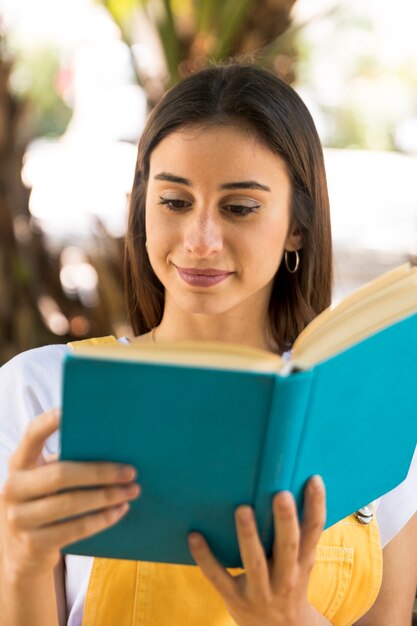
176, 266, 234, 287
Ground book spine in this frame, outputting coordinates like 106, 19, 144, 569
253, 370, 314, 557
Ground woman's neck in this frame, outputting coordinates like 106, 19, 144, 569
152, 305, 278, 353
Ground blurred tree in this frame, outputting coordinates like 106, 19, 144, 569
0, 35, 50, 363
100, 0, 298, 104
0, 35, 129, 364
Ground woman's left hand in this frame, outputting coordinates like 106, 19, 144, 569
188, 475, 330, 626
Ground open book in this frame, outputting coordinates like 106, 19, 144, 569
60, 263, 417, 566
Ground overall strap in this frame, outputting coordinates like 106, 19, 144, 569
67, 336, 119, 350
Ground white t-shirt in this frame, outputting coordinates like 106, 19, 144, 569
0, 343, 416, 625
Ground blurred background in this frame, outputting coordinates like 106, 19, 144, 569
1, 0, 417, 364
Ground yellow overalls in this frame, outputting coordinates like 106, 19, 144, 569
69, 337, 383, 626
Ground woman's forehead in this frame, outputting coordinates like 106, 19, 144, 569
148, 124, 289, 182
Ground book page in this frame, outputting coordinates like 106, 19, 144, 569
294, 264, 411, 351
72, 340, 284, 373
292, 263, 417, 368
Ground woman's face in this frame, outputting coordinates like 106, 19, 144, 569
145, 124, 301, 318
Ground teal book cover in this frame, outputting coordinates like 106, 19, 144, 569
60, 312, 417, 567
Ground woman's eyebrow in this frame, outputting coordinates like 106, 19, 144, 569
220, 180, 271, 192
154, 172, 192, 186
154, 172, 270, 193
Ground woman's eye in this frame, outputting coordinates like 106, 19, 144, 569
223, 204, 260, 217
158, 197, 190, 211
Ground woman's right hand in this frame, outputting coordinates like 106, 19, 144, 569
1, 408, 140, 580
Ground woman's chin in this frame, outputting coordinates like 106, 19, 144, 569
171, 293, 240, 317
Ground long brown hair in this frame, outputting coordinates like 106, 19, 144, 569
125, 63, 332, 352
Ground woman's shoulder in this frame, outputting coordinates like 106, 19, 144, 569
0, 343, 69, 407
0, 337, 130, 412
1, 343, 69, 380
0, 335, 131, 380
376, 445, 417, 547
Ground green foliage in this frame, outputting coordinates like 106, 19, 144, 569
210, 0, 253, 61
98, 0, 296, 91
102, 0, 140, 24
157, 0, 183, 84
195, 0, 224, 32
10, 47, 72, 138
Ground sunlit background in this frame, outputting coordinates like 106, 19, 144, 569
1, 0, 417, 362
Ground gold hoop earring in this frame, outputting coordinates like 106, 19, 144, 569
145, 241, 148, 252
284, 250, 300, 274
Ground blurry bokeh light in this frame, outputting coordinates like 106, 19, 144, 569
67, 41, 147, 143
21, 139, 137, 239
37, 295, 69, 335
12, 215, 32, 245
60, 247, 98, 306
394, 118, 417, 155
69, 315, 91, 336
325, 148, 417, 254
0, 0, 118, 47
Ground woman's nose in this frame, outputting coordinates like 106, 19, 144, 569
183, 212, 223, 257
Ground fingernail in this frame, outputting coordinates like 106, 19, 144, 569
119, 466, 137, 481
237, 507, 253, 524
126, 483, 141, 499
189, 533, 203, 548
115, 502, 130, 517
310, 475, 324, 492
277, 491, 293, 507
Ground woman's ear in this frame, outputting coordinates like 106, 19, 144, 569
285, 227, 303, 252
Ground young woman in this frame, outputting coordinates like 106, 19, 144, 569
0, 64, 416, 626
